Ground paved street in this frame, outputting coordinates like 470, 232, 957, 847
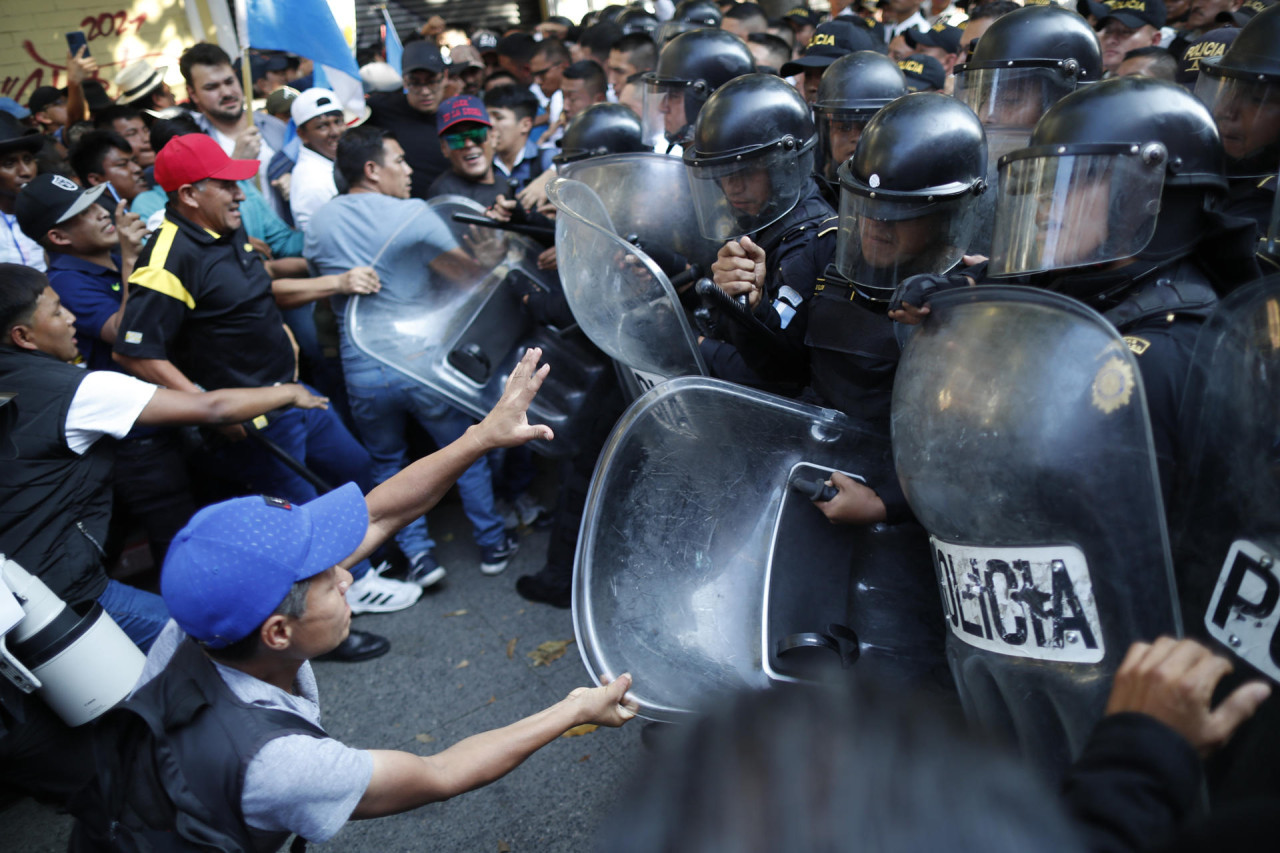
5, 495, 647, 853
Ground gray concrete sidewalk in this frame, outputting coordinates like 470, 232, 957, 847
4, 502, 646, 853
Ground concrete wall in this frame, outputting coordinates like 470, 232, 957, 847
0, 0, 209, 106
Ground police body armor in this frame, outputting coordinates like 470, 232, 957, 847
1169, 275, 1280, 799
344, 196, 609, 457
892, 286, 1180, 780
547, 175, 707, 401
573, 377, 948, 722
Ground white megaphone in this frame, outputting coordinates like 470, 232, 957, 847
0, 554, 146, 726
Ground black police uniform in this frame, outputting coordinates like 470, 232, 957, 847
697, 182, 833, 393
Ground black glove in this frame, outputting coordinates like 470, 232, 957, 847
890, 269, 974, 313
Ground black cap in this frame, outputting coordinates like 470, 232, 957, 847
905, 22, 963, 55
27, 86, 67, 114
780, 21, 878, 76
402, 40, 447, 75
1176, 26, 1239, 87
1083, 0, 1168, 29
783, 6, 821, 27
0, 113, 43, 156
14, 173, 108, 241
899, 54, 947, 91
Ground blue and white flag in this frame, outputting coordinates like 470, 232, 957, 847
380, 6, 403, 77
234, 0, 363, 116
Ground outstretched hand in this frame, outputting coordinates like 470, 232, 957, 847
473, 347, 554, 449
568, 673, 639, 728
1105, 637, 1271, 758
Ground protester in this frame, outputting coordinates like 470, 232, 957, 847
179, 43, 283, 215
112, 58, 176, 111
0, 114, 45, 270
69, 348, 638, 849
425, 95, 510, 207
93, 105, 156, 169
289, 88, 346, 231
112, 133, 423, 639
485, 84, 554, 189
308, 124, 525, 581
607, 32, 658, 93
68, 130, 147, 208
367, 40, 452, 197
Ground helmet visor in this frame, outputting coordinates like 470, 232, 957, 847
833, 190, 978, 301
1194, 72, 1280, 176
991, 149, 1165, 277
642, 80, 700, 149
686, 147, 815, 240
817, 110, 873, 182
955, 67, 1076, 134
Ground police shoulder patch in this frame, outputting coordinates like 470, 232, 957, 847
1122, 335, 1150, 356
1092, 355, 1135, 414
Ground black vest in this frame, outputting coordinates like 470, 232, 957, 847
0, 348, 114, 604
71, 638, 326, 852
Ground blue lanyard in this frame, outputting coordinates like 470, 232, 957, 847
2, 213, 28, 266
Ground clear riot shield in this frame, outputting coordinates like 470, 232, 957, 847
548, 177, 706, 399
891, 286, 1179, 781
1171, 276, 1280, 798
574, 377, 949, 723
558, 152, 723, 272
345, 196, 609, 457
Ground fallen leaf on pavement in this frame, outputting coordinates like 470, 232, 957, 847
527, 639, 574, 667
506, 638, 518, 659
455, 659, 470, 669
561, 724, 598, 738
497, 842, 511, 852
415, 733, 436, 743
578, 754, 591, 762
443, 609, 468, 617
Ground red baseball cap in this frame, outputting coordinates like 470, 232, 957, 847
154, 133, 259, 192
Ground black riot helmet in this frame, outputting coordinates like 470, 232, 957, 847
684, 73, 817, 240
617, 8, 660, 38
642, 28, 755, 149
1194, 4, 1280, 178
833, 93, 987, 303
991, 77, 1227, 290
814, 51, 908, 182
954, 5, 1102, 159
656, 0, 724, 43
554, 103, 650, 165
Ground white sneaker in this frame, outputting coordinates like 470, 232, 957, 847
346, 562, 422, 614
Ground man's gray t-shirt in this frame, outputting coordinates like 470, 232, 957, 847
304, 192, 460, 337
136, 621, 374, 843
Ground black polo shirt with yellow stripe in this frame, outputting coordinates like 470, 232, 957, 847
114, 206, 295, 391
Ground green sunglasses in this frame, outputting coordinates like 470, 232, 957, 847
444, 127, 489, 149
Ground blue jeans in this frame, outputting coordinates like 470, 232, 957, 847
215, 386, 378, 578
96, 579, 170, 652
344, 357, 505, 554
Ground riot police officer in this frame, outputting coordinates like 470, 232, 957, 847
809, 93, 988, 525
683, 73, 834, 390
655, 0, 723, 43
553, 102, 651, 167
1193, 3, 1280, 236
949, 77, 1262, 496
952, 4, 1103, 253
813, 51, 909, 205
641, 28, 755, 153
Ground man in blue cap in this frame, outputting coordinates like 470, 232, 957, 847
70, 348, 638, 850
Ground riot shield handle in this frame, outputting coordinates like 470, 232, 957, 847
788, 475, 838, 503
775, 624, 862, 670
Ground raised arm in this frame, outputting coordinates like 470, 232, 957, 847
342, 347, 552, 568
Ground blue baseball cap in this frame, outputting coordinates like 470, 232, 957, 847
437, 94, 491, 135
0, 97, 31, 120
161, 483, 369, 648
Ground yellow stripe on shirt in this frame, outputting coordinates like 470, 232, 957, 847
128, 219, 195, 308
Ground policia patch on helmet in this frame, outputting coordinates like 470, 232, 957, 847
932, 538, 1105, 663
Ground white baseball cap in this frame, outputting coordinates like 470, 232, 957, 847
291, 88, 343, 128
